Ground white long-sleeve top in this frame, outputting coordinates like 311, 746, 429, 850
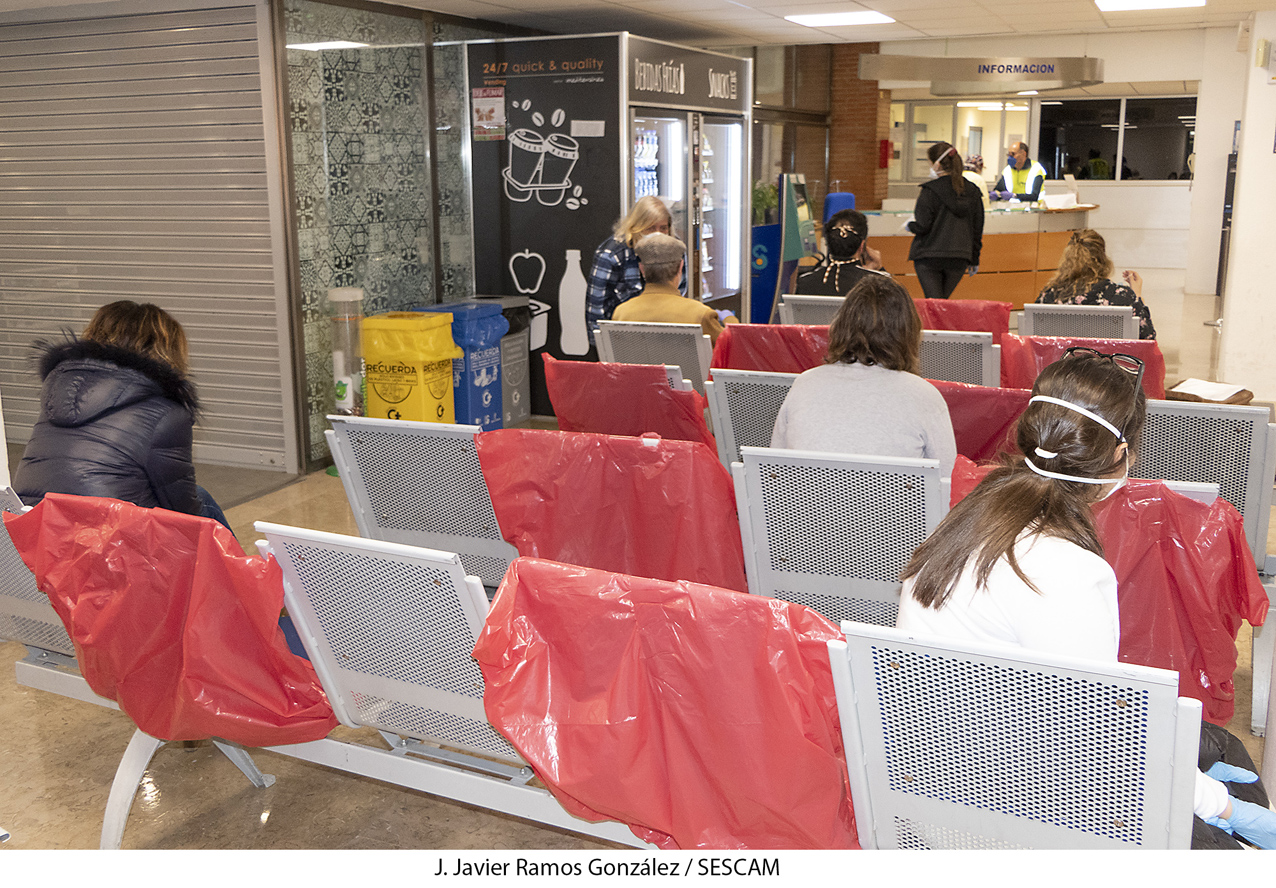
896, 531, 1229, 820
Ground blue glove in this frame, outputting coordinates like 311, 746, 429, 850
1206, 796, 1276, 849
1206, 761, 1260, 784
715, 309, 735, 323
967, 265, 979, 276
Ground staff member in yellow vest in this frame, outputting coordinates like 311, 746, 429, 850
991, 141, 1047, 203
611, 233, 738, 345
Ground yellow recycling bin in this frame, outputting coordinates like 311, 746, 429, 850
363, 312, 464, 423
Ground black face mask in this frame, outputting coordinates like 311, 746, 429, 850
826, 227, 864, 260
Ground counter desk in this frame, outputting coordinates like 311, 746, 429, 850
865, 205, 1096, 310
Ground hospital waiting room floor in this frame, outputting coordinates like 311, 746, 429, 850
0, 287, 1268, 849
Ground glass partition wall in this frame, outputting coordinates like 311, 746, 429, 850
891, 100, 1029, 188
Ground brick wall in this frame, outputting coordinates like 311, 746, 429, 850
828, 43, 890, 210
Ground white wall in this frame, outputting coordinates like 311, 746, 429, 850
1185, 27, 1250, 295
1219, 11, 1276, 400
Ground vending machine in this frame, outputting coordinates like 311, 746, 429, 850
465, 33, 752, 414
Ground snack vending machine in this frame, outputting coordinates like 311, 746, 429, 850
466, 33, 751, 414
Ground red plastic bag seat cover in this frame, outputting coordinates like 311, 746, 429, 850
929, 380, 1030, 462
1000, 335, 1166, 398
710, 323, 827, 373
475, 429, 748, 592
1092, 480, 1267, 725
4, 493, 337, 745
947, 468, 1267, 724
913, 298, 1011, 346
543, 354, 715, 449
473, 557, 858, 849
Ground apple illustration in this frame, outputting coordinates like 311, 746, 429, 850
509, 249, 546, 295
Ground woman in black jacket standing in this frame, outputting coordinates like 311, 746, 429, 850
908, 141, 984, 299
15, 300, 229, 528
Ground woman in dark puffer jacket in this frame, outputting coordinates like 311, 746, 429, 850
15, 300, 229, 528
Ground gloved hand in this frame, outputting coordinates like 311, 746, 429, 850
715, 309, 736, 323
1205, 796, 1276, 849
991, 190, 1010, 201
967, 265, 979, 276
1206, 761, 1260, 784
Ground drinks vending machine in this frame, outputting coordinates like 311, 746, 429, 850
466, 33, 752, 414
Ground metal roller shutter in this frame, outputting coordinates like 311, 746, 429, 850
0, 2, 297, 471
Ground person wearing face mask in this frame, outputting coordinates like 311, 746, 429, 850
992, 141, 1048, 202
906, 141, 984, 300
794, 209, 890, 297
897, 348, 1276, 850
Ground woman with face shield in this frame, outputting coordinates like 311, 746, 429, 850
906, 141, 984, 300
897, 348, 1276, 849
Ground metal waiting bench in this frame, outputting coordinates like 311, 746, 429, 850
1020, 303, 1138, 340
777, 293, 841, 326
326, 415, 518, 590
595, 320, 713, 395
94, 520, 648, 848
920, 330, 1000, 387
828, 622, 1198, 849
705, 368, 797, 468
732, 447, 949, 626
1135, 398, 1276, 735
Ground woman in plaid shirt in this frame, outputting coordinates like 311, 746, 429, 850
586, 196, 685, 342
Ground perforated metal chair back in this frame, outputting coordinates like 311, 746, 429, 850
257, 522, 523, 764
778, 294, 842, 326
325, 416, 518, 587
704, 369, 797, 467
1134, 400, 1276, 564
732, 448, 947, 626
919, 330, 999, 387
1021, 303, 1138, 340
828, 623, 1199, 849
0, 488, 74, 656
595, 321, 712, 395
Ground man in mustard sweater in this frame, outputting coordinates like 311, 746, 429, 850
611, 233, 738, 345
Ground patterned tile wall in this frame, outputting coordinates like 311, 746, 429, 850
285, 0, 435, 461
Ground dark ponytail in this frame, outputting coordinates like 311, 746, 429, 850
902, 352, 1145, 608
928, 141, 965, 196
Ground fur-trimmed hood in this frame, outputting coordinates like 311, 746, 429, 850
36, 338, 199, 428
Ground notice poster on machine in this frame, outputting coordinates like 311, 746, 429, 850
467, 36, 622, 415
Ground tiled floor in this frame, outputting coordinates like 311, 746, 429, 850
1, 281, 1268, 850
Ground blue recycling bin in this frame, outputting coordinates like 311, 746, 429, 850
416, 303, 510, 430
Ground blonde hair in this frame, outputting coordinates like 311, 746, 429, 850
1044, 229, 1113, 297
83, 301, 190, 375
613, 196, 672, 248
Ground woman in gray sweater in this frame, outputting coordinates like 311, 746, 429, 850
770, 276, 957, 477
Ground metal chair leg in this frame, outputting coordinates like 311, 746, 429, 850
100, 729, 165, 850
211, 740, 276, 788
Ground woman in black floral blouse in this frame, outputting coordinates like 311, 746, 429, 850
1035, 229, 1156, 339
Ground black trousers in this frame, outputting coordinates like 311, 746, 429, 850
914, 257, 970, 300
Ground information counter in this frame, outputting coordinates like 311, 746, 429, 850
865, 205, 1095, 309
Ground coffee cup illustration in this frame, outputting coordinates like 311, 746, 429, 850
536, 134, 579, 206
504, 128, 545, 202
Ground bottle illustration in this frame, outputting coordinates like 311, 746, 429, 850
559, 249, 589, 356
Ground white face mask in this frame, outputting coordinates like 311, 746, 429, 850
927, 166, 941, 179
1095, 454, 1130, 501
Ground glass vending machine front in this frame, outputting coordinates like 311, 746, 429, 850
631, 111, 690, 248
699, 116, 743, 303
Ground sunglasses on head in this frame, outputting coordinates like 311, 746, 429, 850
1062, 346, 1145, 436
